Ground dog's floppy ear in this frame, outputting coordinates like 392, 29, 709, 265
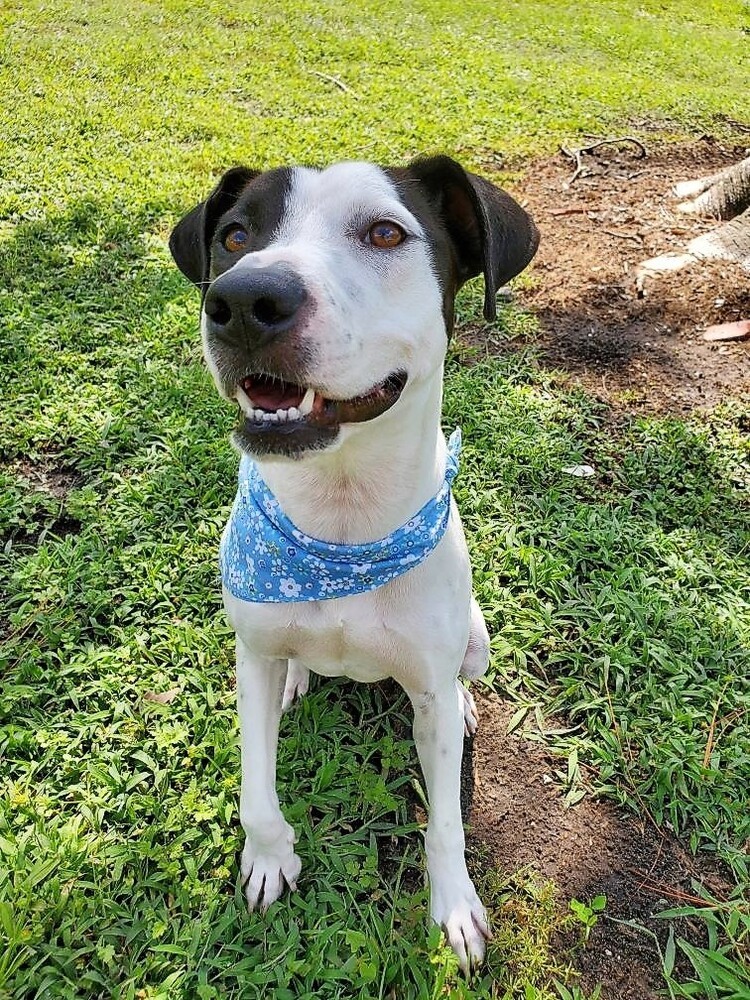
169, 166, 259, 289
407, 155, 539, 321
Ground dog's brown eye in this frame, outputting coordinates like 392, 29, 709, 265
368, 221, 405, 249
223, 226, 249, 253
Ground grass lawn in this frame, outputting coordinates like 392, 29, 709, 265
1, 1, 749, 997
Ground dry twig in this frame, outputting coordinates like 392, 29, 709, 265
630, 870, 731, 907
702, 682, 729, 768
548, 206, 587, 217
560, 136, 647, 187
309, 70, 359, 97
603, 229, 644, 244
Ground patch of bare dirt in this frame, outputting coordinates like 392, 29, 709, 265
467, 693, 732, 1000
3, 455, 83, 550
513, 139, 750, 413
12, 456, 81, 499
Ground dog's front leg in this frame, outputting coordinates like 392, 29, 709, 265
236, 638, 301, 911
407, 679, 490, 972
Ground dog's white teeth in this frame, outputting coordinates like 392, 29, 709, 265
298, 387, 315, 417
252, 408, 279, 423
249, 401, 305, 424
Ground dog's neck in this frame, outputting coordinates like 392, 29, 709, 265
252, 374, 446, 544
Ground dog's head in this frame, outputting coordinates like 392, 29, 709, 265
170, 156, 538, 459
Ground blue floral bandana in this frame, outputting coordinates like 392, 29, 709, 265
220, 429, 462, 603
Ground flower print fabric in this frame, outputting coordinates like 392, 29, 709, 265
220, 429, 462, 603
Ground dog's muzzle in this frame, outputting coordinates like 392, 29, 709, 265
202, 263, 407, 459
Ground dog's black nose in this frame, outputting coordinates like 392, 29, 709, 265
203, 263, 308, 347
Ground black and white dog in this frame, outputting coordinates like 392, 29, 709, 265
170, 156, 538, 970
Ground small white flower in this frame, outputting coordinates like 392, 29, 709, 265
399, 553, 419, 566
279, 578, 302, 599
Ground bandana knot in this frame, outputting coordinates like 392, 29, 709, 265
220, 429, 461, 603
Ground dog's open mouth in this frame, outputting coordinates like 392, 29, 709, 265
239, 371, 408, 429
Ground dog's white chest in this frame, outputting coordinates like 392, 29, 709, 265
224, 589, 398, 682
222, 521, 472, 687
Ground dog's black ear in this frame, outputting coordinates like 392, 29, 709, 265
169, 166, 259, 288
407, 155, 539, 321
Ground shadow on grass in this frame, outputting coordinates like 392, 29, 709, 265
0, 194, 226, 476
0, 195, 185, 350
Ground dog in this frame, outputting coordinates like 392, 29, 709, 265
169, 155, 538, 970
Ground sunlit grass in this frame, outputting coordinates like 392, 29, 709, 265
1, 1, 749, 997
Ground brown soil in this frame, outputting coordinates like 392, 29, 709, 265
466, 692, 732, 1000
511, 139, 750, 413
12, 456, 81, 499
459, 141, 748, 998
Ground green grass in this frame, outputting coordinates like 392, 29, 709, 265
1, 1, 750, 997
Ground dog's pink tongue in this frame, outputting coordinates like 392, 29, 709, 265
244, 378, 305, 411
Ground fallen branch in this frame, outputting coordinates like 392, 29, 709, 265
560, 136, 647, 187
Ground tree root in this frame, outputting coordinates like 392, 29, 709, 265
638, 216, 750, 283
638, 157, 750, 282
675, 155, 750, 220
688, 208, 750, 269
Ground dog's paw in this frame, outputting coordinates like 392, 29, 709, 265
241, 831, 301, 912
282, 660, 309, 712
458, 682, 478, 737
430, 881, 491, 973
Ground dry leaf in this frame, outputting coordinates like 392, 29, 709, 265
143, 687, 181, 705
703, 320, 750, 342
